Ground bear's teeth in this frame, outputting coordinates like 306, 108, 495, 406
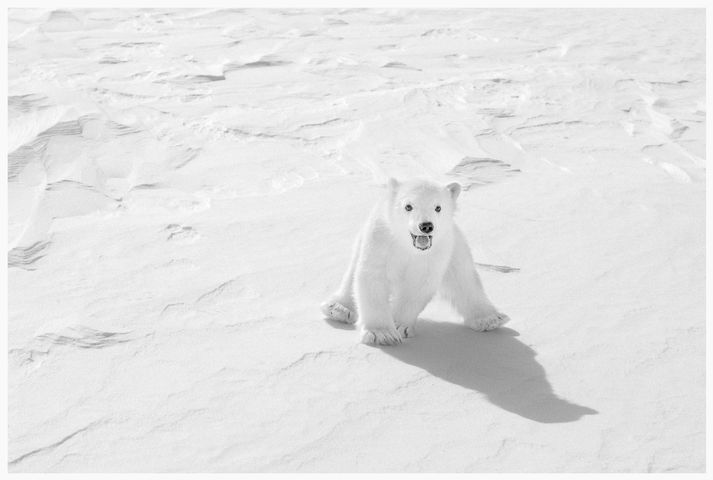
411, 234, 432, 250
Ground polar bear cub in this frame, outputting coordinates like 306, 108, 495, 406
321, 177, 510, 345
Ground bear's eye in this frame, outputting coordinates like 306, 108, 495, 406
405, 204, 413, 212
435, 205, 441, 212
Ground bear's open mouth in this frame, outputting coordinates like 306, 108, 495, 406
410, 233, 432, 250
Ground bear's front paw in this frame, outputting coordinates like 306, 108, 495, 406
395, 324, 416, 339
361, 327, 402, 346
466, 312, 510, 332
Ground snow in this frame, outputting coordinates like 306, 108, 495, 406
7, 8, 705, 472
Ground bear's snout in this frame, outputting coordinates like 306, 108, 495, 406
419, 222, 434, 234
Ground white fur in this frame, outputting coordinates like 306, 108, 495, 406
321, 178, 509, 345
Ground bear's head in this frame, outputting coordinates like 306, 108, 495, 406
387, 177, 461, 252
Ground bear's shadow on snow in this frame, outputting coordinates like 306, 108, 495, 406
381, 319, 598, 424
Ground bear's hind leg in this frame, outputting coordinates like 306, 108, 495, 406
440, 228, 510, 331
321, 232, 362, 324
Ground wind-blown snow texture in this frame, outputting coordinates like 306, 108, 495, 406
8, 8, 705, 472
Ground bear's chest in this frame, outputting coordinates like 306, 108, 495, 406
386, 246, 451, 292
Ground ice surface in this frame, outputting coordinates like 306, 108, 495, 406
7, 8, 705, 472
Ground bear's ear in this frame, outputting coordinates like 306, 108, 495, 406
388, 177, 400, 192
446, 182, 461, 200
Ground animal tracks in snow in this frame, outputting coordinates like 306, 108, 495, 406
165, 223, 200, 244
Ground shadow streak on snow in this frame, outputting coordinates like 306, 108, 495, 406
381, 320, 598, 424
323, 317, 356, 330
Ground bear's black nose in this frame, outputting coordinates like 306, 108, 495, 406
419, 222, 434, 234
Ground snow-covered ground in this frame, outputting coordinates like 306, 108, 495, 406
7, 8, 706, 472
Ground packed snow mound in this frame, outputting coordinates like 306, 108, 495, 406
8, 9, 705, 472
